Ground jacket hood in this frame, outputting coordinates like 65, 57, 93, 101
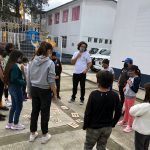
34, 56, 50, 66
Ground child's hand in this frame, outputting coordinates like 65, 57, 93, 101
127, 80, 132, 85
55, 76, 59, 79
123, 87, 126, 92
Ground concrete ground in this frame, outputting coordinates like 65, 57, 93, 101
0, 65, 146, 150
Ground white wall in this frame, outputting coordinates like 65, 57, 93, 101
45, 0, 116, 55
80, 0, 116, 50
110, 0, 150, 75
46, 0, 82, 54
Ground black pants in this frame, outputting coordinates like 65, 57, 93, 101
72, 73, 86, 102
4, 88, 8, 99
0, 80, 4, 102
56, 78, 60, 97
30, 86, 52, 134
119, 86, 125, 108
135, 131, 150, 150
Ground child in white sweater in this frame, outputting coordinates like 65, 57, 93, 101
130, 82, 150, 150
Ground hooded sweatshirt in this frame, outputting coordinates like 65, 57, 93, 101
130, 103, 150, 135
27, 56, 55, 95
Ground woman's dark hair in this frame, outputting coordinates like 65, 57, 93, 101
36, 41, 53, 56
77, 41, 88, 50
129, 65, 141, 77
5, 43, 14, 55
22, 56, 29, 63
144, 83, 150, 103
96, 71, 113, 88
4, 50, 23, 85
102, 59, 110, 65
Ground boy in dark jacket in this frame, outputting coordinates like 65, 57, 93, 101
52, 52, 62, 100
83, 71, 122, 150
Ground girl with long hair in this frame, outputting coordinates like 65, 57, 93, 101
28, 41, 56, 144
5, 50, 25, 130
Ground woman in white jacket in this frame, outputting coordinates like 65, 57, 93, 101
130, 83, 150, 150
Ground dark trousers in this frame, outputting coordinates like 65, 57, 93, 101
84, 127, 112, 150
30, 86, 51, 134
8, 85, 23, 124
22, 82, 27, 100
56, 78, 60, 97
119, 85, 125, 108
72, 73, 86, 102
135, 131, 150, 150
4, 88, 8, 99
0, 80, 4, 101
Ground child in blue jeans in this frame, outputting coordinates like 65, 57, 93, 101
4, 50, 25, 130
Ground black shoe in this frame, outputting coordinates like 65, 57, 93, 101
0, 106, 9, 111
68, 98, 75, 103
0, 113, 6, 117
57, 96, 61, 100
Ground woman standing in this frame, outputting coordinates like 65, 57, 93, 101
5, 50, 25, 130
28, 41, 56, 144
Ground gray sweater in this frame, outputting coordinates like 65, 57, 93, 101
27, 56, 56, 95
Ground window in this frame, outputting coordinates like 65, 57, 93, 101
48, 14, 52, 25
54, 37, 58, 46
94, 38, 98, 43
62, 9, 69, 23
62, 36, 67, 48
72, 6, 80, 21
105, 39, 108, 44
54, 12, 60, 24
99, 38, 103, 43
88, 37, 92, 42
110, 40, 112, 44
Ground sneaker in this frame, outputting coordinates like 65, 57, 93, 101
29, 132, 38, 142
123, 126, 133, 133
80, 101, 84, 105
11, 124, 25, 130
57, 96, 61, 100
5, 101, 12, 107
41, 133, 52, 144
68, 98, 75, 103
117, 120, 127, 126
5, 123, 13, 129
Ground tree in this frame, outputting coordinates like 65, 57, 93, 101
0, 0, 49, 22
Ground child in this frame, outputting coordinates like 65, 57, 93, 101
28, 42, 56, 144
5, 50, 25, 130
51, 52, 62, 100
0, 54, 6, 121
117, 65, 141, 133
130, 83, 150, 150
102, 59, 115, 90
83, 71, 121, 150
3, 43, 14, 107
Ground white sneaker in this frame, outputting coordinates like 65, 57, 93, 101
80, 101, 84, 105
5, 123, 13, 129
11, 124, 25, 130
5, 101, 12, 107
41, 133, 51, 144
29, 132, 38, 142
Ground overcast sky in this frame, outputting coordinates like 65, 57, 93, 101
43, 0, 73, 11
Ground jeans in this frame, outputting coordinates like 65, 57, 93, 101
72, 73, 86, 102
84, 127, 112, 150
8, 85, 23, 124
135, 131, 150, 150
30, 86, 52, 134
